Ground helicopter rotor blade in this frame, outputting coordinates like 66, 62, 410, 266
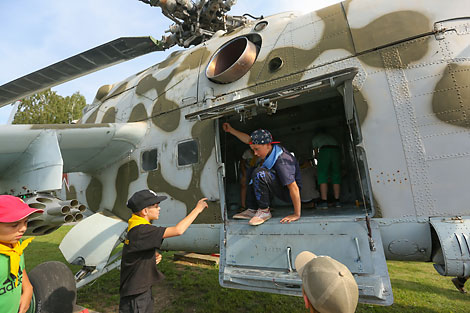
0, 36, 165, 107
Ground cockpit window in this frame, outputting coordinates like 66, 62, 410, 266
178, 140, 199, 166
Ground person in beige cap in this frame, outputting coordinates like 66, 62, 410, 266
295, 251, 359, 313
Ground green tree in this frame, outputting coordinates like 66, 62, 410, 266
13, 89, 87, 124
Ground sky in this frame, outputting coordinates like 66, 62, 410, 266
0, 0, 342, 124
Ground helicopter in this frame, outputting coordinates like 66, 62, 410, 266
0, 0, 469, 309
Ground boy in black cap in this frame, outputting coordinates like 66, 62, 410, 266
119, 190, 208, 313
223, 123, 302, 225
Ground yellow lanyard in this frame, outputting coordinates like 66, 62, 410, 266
124, 214, 150, 244
0, 237, 34, 286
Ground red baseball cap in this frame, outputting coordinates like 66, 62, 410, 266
0, 195, 44, 223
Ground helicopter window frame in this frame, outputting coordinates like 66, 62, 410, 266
177, 139, 200, 167
141, 148, 159, 171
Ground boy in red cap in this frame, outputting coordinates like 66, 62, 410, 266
0, 195, 44, 313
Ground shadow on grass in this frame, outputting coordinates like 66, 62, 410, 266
392, 278, 469, 302
358, 303, 442, 313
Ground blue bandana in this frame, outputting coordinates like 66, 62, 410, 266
262, 144, 283, 170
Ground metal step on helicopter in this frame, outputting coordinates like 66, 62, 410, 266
0, 0, 469, 310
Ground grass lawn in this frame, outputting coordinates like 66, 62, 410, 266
24, 226, 470, 313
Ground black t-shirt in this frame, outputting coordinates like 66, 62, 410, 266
119, 224, 166, 297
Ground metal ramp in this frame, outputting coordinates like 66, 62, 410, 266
219, 218, 394, 305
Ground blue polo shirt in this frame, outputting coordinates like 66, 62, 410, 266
272, 145, 302, 189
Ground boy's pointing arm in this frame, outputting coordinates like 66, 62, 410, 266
163, 198, 208, 238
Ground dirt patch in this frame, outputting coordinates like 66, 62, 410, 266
100, 305, 119, 313
174, 260, 216, 269
153, 278, 179, 312
85, 257, 209, 312
95, 279, 178, 313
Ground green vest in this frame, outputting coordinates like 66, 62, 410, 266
0, 251, 25, 313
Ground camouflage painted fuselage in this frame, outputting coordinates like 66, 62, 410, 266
1, 0, 469, 301
61, 0, 469, 230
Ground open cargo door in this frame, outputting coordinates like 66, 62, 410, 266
220, 219, 392, 305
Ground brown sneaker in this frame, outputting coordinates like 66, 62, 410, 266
452, 277, 467, 293
233, 209, 257, 219
249, 209, 272, 226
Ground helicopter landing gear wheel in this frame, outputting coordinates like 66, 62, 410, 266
28, 261, 77, 313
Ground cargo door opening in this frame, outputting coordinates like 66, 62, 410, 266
219, 86, 373, 220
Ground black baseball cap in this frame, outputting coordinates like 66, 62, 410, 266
127, 190, 167, 213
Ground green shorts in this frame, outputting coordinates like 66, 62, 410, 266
317, 146, 341, 184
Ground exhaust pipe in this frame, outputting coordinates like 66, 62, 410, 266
47, 214, 74, 225
59, 199, 79, 207
73, 213, 84, 222
46, 206, 71, 216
